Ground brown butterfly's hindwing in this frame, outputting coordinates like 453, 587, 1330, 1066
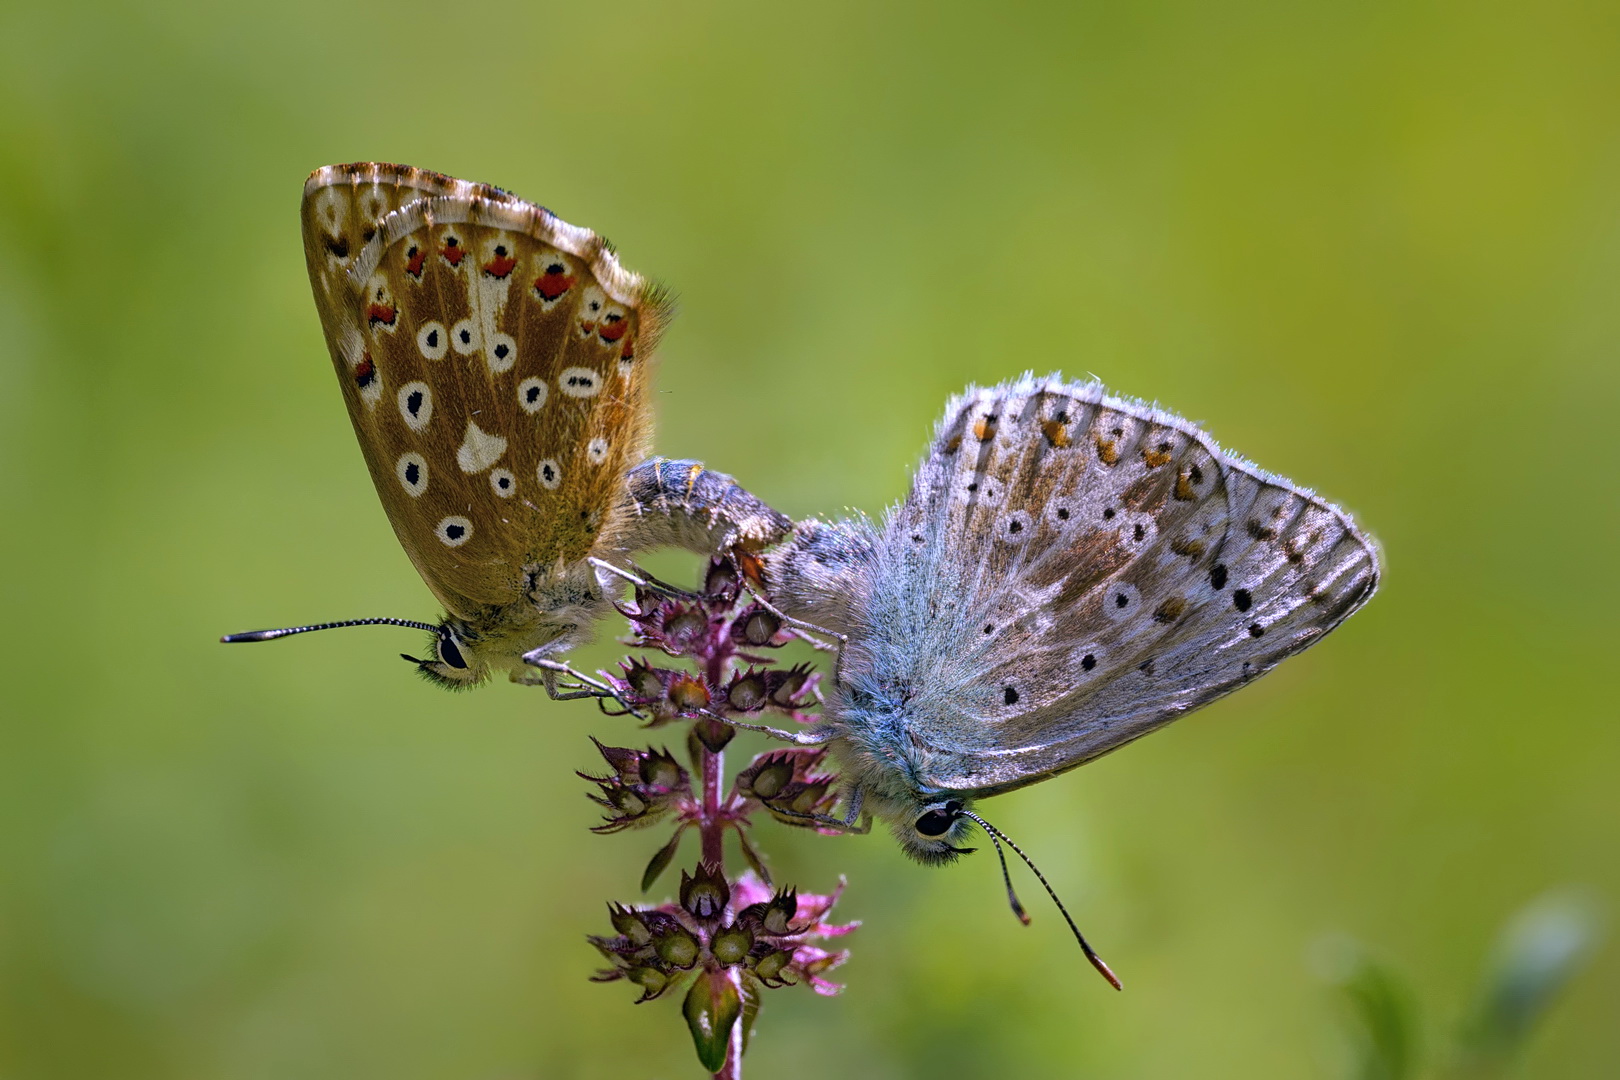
301, 166, 671, 620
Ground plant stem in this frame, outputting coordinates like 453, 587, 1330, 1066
701, 640, 737, 1079
700, 739, 725, 868
715, 974, 743, 1080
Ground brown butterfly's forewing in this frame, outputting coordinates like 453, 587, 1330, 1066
300, 164, 671, 620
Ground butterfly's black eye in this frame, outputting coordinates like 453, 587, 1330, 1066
437, 635, 468, 669
915, 803, 962, 837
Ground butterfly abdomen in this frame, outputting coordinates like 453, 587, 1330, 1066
619, 458, 791, 558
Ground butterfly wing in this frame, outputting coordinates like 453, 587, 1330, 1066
857, 376, 1378, 796
300, 165, 671, 619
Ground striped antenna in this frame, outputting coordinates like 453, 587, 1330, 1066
960, 807, 1123, 991
221, 617, 439, 643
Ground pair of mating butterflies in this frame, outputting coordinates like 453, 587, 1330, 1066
229, 161, 1380, 903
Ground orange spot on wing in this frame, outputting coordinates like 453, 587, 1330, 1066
405, 248, 427, 277
973, 417, 998, 441
1041, 420, 1070, 448
533, 271, 575, 301
1142, 446, 1173, 468
1169, 536, 1207, 559
482, 254, 516, 278
598, 315, 627, 343
366, 303, 396, 326
1095, 437, 1120, 465
1152, 597, 1188, 623
620, 336, 636, 361
441, 241, 464, 266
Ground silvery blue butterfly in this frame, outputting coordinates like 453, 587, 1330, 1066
224, 164, 786, 691
764, 375, 1379, 977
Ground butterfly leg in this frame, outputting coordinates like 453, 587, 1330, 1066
839, 785, 869, 830
751, 592, 853, 689
762, 796, 873, 835
697, 709, 835, 746
521, 654, 646, 717
588, 556, 699, 601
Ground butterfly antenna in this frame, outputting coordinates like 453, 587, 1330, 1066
974, 813, 1032, 925
960, 808, 1123, 991
220, 617, 441, 643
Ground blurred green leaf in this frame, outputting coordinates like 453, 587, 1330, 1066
1317, 936, 1420, 1080
1449, 892, 1602, 1078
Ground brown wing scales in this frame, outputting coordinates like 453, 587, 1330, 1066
300, 166, 670, 619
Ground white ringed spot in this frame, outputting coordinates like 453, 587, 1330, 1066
586, 436, 609, 465
489, 468, 516, 498
457, 420, 508, 474
1102, 581, 1142, 623
517, 376, 549, 413
416, 321, 448, 360
536, 458, 562, 490
397, 381, 432, 431
1072, 644, 1105, 677
559, 366, 601, 398
396, 452, 429, 497
436, 516, 472, 547
451, 318, 481, 355
486, 330, 516, 374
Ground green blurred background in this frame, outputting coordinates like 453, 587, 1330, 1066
3, 0, 1616, 1076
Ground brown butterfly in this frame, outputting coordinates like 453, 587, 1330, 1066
225, 163, 785, 691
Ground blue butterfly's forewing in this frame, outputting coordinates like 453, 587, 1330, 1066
792, 375, 1379, 803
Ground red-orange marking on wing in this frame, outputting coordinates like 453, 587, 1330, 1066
534, 270, 575, 301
